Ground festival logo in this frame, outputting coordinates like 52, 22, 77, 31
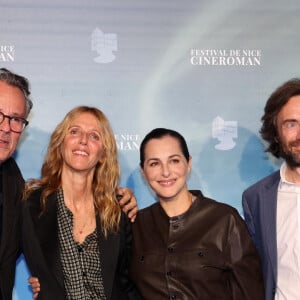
115, 134, 140, 151
190, 49, 261, 66
91, 28, 117, 63
0, 44, 15, 62
212, 116, 237, 150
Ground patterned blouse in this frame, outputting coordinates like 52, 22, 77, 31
57, 189, 106, 300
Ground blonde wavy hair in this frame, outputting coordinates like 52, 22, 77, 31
24, 106, 121, 236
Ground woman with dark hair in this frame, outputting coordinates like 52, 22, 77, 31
130, 128, 264, 299
23, 106, 139, 300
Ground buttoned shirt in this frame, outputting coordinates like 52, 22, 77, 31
275, 163, 300, 300
131, 190, 264, 300
57, 189, 106, 300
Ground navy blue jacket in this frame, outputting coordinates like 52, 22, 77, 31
243, 171, 280, 300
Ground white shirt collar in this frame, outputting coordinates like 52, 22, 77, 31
279, 161, 300, 190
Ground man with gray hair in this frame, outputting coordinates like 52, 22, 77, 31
0, 68, 32, 300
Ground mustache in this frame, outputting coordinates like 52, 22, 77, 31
289, 139, 300, 148
0, 133, 11, 141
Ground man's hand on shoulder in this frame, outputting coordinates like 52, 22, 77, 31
117, 187, 138, 222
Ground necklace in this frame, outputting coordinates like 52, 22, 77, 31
69, 200, 95, 235
78, 221, 88, 234
76, 214, 94, 235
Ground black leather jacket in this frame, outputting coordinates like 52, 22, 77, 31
130, 190, 264, 300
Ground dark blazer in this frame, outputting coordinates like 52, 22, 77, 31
21, 188, 139, 300
242, 170, 280, 300
0, 158, 23, 300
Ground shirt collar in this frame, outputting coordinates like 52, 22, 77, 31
280, 162, 290, 184
279, 161, 300, 190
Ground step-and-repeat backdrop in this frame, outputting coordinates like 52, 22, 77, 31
1, 0, 299, 298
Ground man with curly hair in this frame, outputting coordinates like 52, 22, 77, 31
243, 78, 300, 300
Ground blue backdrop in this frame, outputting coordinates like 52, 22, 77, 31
1, 0, 299, 298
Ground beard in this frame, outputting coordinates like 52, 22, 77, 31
280, 139, 300, 168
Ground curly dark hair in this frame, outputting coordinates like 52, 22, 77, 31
260, 78, 300, 158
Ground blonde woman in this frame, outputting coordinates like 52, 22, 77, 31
22, 106, 140, 300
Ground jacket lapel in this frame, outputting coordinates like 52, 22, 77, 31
31, 192, 65, 289
261, 171, 280, 283
0, 158, 22, 261
97, 215, 120, 299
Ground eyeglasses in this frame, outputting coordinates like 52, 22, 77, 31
0, 111, 28, 133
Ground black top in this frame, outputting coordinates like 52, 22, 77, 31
0, 165, 3, 246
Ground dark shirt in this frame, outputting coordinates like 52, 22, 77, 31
130, 190, 265, 300
0, 166, 3, 246
0, 192, 3, 250
0, 166, 2, 300
0, 158, 23, 300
